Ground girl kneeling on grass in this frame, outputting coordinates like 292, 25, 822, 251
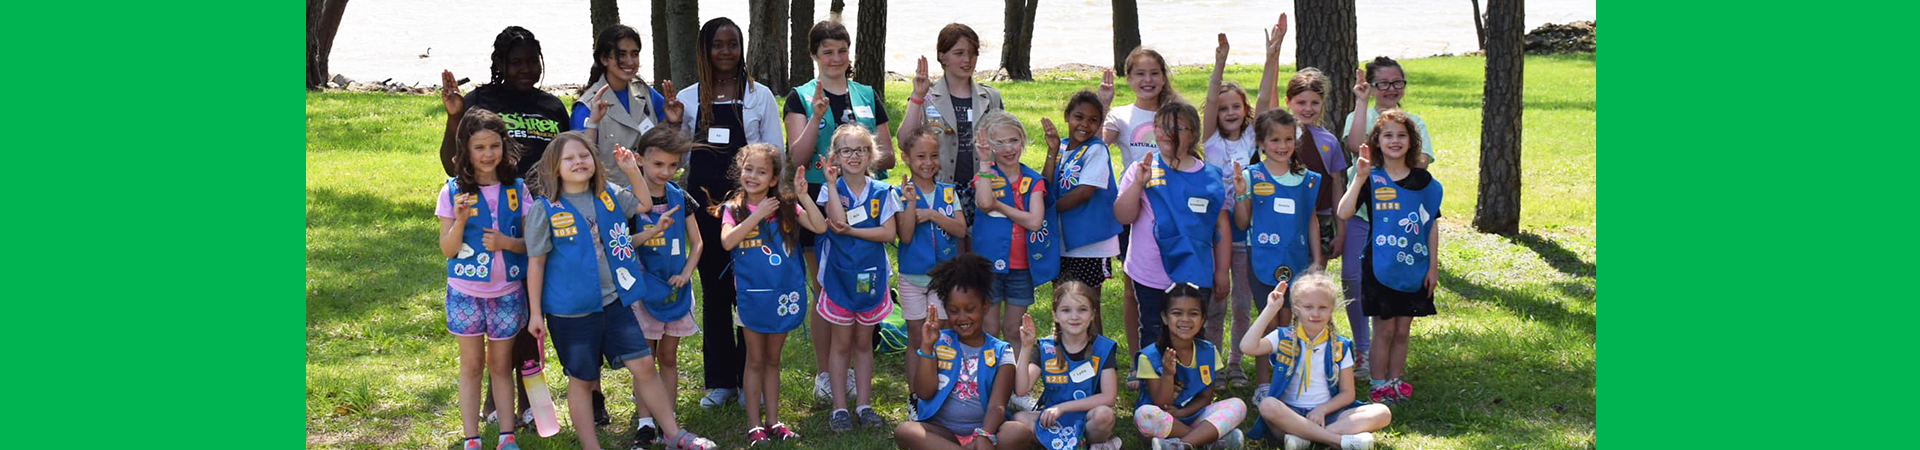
437, 108, 532, 450
1337, 111, 1443, 404
1133, 284, 1246, 450
524, 131, 715, 450
1006, 281, 1123, 450
1242, 274, 1391, 450
720, 143, 829, 445
896, 254, 1022, 450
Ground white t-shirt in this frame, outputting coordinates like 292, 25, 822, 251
1103, 104, 1161, 165
814, 177, 902, 281
1204, 127, 1257, 245
1061, 142, 1121, 258
1263, 328, 1354, 409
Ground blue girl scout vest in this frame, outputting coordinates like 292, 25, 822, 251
1245, 164, 1322, 287
1133, 340, 1221, 424
796, 79, 881, 182
1033, 335, 1118, 450
539, 184, 646, 316
822, 178, 896, 313
729, 203, 808, 334
1367, 168, 1443, 293
633, 182, 693, 322
914, 329, 1014, 422
899, 181, 960, 276
1051, 138, 1122, 251
970, 164, 1063, 283
446, 178, 528, 283
1144, 153, 1228, 288
1248, 327, 1360, 442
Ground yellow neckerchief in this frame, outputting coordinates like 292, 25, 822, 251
1294, 326, 1330, 395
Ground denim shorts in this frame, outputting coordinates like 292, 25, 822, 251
989, 269, 1036, 307
548, 300, 654, 381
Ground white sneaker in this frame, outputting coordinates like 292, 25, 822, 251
813, 372, 831, 399
1282, 434, 1311, 450
1209, 429, 1244, 449
846, 369, 858, 394
1152, 437, 1191, 450
1340, 432, 1376, 450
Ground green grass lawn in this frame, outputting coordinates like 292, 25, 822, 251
307, 54, 1595, 449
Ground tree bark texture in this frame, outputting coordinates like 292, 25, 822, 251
1475, 0, 1524, 234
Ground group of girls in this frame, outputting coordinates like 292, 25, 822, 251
431, 9, 1442, 450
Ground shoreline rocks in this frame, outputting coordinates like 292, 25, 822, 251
1524, 21, 1596, 54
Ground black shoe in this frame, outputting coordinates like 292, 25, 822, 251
592, 390, 611, 426
629, 424, 659, 449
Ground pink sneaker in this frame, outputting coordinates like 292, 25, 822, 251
768, 422, 801, 441
746, 427, 770, 447
1394, 380, 1414, 401
1369, 385, 1395, 404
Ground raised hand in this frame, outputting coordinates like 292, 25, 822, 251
587, 84, 612, 126
482, 228, 508, 251
1040, 118, 1062, 157
1160, 347, 1179, 378
654, 205, 681, 230
613, 144, 641, 175
661, 79, 684, 124
901, 174, 920, 205
1097, 68, 1116, 107
1354, 144, 1373, 173
1352, 68, 1372, 103
1231, 162, 1247, 198
1215, 33, 1230, 64
440, 70, 464, 116
1019, 313, 1037, 344
912, 56, 932, 98
1265, 13, 1289, 57
921, 303, 943, 350
753, 196, 783, 220
451, 192, 477, 220
810, 83, 830, 118
823, 158, 842, 183
792, 168, 809, 197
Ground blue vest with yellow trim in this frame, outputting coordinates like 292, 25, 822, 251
1051, 138, 1122, 251
796, 79, 883, 181
633, 182, 693, 322
969, 164, 1062, 283
899, 181, 959, 276
914, 329, 1014, 422
538, 185, 646, 315
821, 177, 896, 313
1366, 168, 1443, 292
1144, 153, 1227, 288
729, 203, 808, 334
1248, 327, 1360, 442
1133, 340, 1220, 424
1245, 164, 1322, 287
446, 178, 529, 283
1033, 335, 1117, 450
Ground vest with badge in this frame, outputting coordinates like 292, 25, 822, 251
538, 185, 646, 315
1051, 138, 1122, 251
728, 203, 808, 334
1246, 164, 1322, 287
1248, 327, 1361, 442
1032, 335, 1117, 450
632, 182, 693, 322
1366, 168, 1443, 292
822, 177, 896, 313
446, 178, 528, 283
1133, 340, 1221, 424
913, 329, 1014, 422
1144, 153, 1228, 288
969, 164, 1062, 283
899, 181, 960, 276
795, 79, 880, 182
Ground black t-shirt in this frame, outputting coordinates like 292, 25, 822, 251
1355, 168, 1437, 213
1025, 338, 1117, 396
688, 102, 748, 206
466, 84, 572, 176
782, 89, 892, 136
950, 97, 978, 179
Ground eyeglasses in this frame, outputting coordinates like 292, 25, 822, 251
834, 146, 873, 154
1371, 80, 1408, 90
987, 137, 1023, 149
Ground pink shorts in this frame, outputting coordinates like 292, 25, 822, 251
631, 302, 699, 340
816, 289, 894, 326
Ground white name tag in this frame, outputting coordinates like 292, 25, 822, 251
615, 267, 637, 289
1187, 197, 1210, 213
1069, 362, 1096, 383
846, 205, 870, 224
707, 127, 731, 145
1275, 198, 1296, 215
853, 105, 875, 119
987, 210, 1007, 218
670, 238, 681, 256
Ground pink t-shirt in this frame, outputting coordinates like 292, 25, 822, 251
1118, 157, 1208, 290
436, 183, 534, 298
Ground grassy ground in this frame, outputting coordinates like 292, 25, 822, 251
307, 54, 1594, 449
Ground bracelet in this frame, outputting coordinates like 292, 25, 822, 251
974, 428, 997, 445
916, 348, 936, 359
583, 122, 597, 129
1235, 193, 1251, 201
909, 96, 926, 105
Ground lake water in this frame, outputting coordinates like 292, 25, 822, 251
329, 0, 1595, 87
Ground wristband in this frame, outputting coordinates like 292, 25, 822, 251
916, 348, 937, 359
1236, 193, 1251, 201
974, 428, 997, 445
909, 96, 926, 105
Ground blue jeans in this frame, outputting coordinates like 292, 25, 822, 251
1134, 280, 1169, 347
989, 269, 1035, 307
548, 300, 654, 381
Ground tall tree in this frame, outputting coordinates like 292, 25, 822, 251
853, 0, 888, 105
1471, 0, 1487, 50
750, 0, 791, 94
305, 0, 350, 89
1000, 0, 1040, 80
1111, 0, 1140, 73
789, 0, 814, 91
1295, 0, 1359, 137
652, 0, 672, 83
666, 0, 700, 87
590, 0, 620, 44
1475, 0, 1524, 234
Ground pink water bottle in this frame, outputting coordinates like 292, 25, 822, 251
521, 336, 561, 437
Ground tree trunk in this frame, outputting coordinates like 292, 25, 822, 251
1111, 0, 1140, 74
789, 0, 814, 91
306, 0, 350, 90
1020, 0, 1039, 66
1000, 0, 1031, 80
853, 0, 888, 105
666, 0, 701, 88
749, 0, 790, 95
590, 0, 620, 46
1295, 0, 1359, 140
1471, 0, 1487, 51
1475, 0, 1524, 234
652, 0, 672, 83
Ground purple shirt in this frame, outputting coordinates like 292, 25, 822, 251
1118, 157, 1210, 290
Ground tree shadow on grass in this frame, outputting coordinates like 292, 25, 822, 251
1504, 232, 1595, 278
1439, 269, 1594, 337
307, 187, 446, 327
1386, 320, 1596, 448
